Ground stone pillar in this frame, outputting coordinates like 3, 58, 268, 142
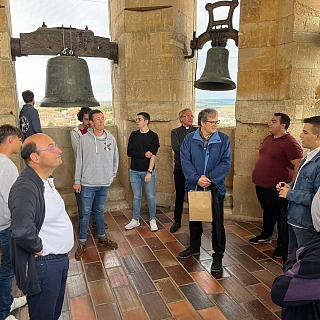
109, 0, 196, 206
233, 0, 320, 219
0, 0, 21, 168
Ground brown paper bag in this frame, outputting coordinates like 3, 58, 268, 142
188, 189, 213, 222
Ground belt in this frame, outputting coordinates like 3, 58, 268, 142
36, 253, 68, 260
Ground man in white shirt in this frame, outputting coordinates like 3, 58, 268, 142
0, 125, 26, 320
9, 134, 74, 320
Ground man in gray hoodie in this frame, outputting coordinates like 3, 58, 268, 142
74, 110, 119, 259
0, 125, 26, 320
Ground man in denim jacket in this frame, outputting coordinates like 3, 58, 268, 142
278, 116, 320, 253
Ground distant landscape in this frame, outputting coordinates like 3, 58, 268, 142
24, 99, 236, 128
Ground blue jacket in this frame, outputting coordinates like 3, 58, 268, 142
180, 129, 231, 196
287, 151, 320, 230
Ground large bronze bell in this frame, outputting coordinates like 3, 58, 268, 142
194, 46, 236, 91
40, 56, 100, 108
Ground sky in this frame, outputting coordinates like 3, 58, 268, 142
10, 0, 239, 103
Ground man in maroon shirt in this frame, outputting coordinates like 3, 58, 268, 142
250, 113, 303, 258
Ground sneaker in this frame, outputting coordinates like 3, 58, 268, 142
125, 219, 140, 230
10, 296, 27, 311
75, 242, 86, 260
272, 246, 282, 258
177, 246, 200, 259
170, 221, 181, 233
150, 219, 158, 232
249, 235, 272, 244
211, 257, 222, 273
98, 237, 118, 249
6, 316, 19, 320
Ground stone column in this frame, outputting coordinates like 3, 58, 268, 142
233, 0, 320, 219
0, 0, 21, 168
109, 0, 196, 206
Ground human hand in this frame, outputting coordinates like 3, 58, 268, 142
145, 151, 152, 158
197, 175, 211, 188
73, 184, 81, 193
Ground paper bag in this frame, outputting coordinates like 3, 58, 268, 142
188, 189, 213, 222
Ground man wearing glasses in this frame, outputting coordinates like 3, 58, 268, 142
74, 110, 118, 260
125, 112, 160, 231
178, 108, 232, 273
170, 108, 196, 233
9, 134, 73, 320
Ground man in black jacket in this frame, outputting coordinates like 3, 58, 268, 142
170, 108, 196, 233
19, 90, 42, 140
9, 134, 74, 320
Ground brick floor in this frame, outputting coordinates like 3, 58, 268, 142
10, 207, 283, 319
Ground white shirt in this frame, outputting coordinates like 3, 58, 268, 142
311, 187, 320, 232
39, 177, 74, 255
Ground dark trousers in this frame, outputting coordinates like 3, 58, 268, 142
173, 169, 186, 224
256, 185, 283, 247
27, 255, 69, 320
189, 196, 226, 259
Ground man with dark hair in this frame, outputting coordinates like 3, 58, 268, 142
250, 113, 303, 258
19, 90, 42, 140
0, 125, 26, 320
70, 107, 92, 158
9, 134, 74, 320
125, 112, 160, 231
278, 115, 320, 253
74, 110, 118, 260
170, 108, 196, 233
177, 108, 231, 273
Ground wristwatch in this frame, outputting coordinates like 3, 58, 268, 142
147, 170, 152, 174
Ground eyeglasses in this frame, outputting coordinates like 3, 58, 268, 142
36, 144, 59, 153
136, 118, 145, 122
206, 120, 220, 125
181, 115, 194, 119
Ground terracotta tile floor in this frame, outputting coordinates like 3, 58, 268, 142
10, 207, 284, 319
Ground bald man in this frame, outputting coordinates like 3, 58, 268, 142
9, 134, 74, 320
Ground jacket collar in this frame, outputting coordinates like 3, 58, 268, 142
192, 128, 221, 144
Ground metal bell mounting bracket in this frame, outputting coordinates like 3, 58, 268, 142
184, 0, 239, 59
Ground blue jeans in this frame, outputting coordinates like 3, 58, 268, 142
130, 169, 156, 220
288, 225, 317, 254
79, 186, 109, 242
0, 227, 14, 320
28, 255, 69, 320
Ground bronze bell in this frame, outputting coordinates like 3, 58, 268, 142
194, 46, 236, 91
40, 56, 100, 108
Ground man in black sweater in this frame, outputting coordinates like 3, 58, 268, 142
170, 108, 196, 233
125, 112, 160, 231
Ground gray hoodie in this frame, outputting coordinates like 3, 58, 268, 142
74, 128, 119, 187
0, 154, 19, 231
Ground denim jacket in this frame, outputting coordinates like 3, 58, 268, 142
287, 151, 320, 230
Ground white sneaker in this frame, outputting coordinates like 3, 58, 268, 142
150, 219, 158, 231
125, 219, 140, 230
10, 296, 27, 312
6, 315, 19, 320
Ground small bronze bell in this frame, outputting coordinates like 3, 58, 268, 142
194, 46, 236, 91
40, 56, 100, 108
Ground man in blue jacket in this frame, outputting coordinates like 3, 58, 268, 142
278, 116, 320, 253
177, 108, 232, 273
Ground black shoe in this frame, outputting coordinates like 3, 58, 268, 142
272, 247, 282, 258
178, 247, 200, 259
249, 235, 272, 244
170, 222, 181, 233
211, 257, 222, 273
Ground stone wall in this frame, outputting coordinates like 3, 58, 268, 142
233, 0, 320, 218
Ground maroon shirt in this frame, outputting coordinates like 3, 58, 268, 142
79, 128, 88, 135
252, 134, 303, 188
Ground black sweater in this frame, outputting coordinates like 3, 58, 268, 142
9, 166, 45, 295
127, 130, 160, 171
